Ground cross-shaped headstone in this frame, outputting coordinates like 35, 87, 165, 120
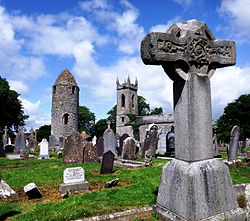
141, 19, 235, 162
141, 20, 245, 220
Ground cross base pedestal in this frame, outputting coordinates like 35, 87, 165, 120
156, 159, 246, 220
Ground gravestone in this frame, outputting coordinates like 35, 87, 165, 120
118, 133, 129, 156
83, 142, 98, 163
0, 179, 15, 199
59, 137, 65, 149
100, 150, 115, 174
228, 125, 240, 161
39, 138, 49, 159
157, 128, 167, 155
103, 122, 117, 155
96, 136, 104, 156
143, 124, 158, 166
141, 19, 245, 220
49, 134, 59, 149
59, 167, 89, 194
15, 127, 26, 153
24, 183, 42, 199
166, 126, 175, 152
122, 137, 137, 160
63, 131, 84, 164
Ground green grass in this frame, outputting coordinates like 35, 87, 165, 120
0, 157, 249, 221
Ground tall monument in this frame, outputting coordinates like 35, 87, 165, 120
116, 76, 138, 137
51, 69, 79, 140
141, 20, 245, 220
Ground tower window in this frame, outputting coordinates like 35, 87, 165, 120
72, 86, 76, 94
121, 117, 124, 122
53, 86, 56, 94
121, 94, 125, 107
63, 113, 69, 124
132, 94, 134, 108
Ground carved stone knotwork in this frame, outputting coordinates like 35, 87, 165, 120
141, 20, 236, 78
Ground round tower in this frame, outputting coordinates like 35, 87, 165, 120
116, 76, 138, 136
51, 69, 79, 139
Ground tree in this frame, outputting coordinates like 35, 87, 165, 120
216, 94, 250, 145
138, 96, 150, 116
78, 106, 95, 135
150, 107, 163, 115
0, 77, 28, 131
36, 125, 51, 142
106, 105, 116, 131
95, 119, 108, 137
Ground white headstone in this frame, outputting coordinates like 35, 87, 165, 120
63, 167, 85, 184
39, 138, 49, 158
92, 136, 97, 146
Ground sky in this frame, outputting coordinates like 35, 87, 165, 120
0, 0, 250, 130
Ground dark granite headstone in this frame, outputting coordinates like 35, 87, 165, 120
83, 142, 98, 163
63, 131, 84, 164
24, 183, 43, 199
118, 133, 129, 156
100, 150, 115, 174
96, 136, 104, 156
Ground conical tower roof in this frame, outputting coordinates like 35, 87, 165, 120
54, 69, 78, 86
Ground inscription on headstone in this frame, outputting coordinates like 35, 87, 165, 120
63, 167, 85, 184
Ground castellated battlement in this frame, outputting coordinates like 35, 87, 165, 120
116, 76, 138, 91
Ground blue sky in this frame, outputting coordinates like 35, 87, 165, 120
0, 0, 250, 129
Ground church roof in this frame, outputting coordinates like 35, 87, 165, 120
137, 114, 174, 125
54, 69, 78, 86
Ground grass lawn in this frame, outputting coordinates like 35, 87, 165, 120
0, 157, 249, 221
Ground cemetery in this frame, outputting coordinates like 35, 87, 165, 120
0, 15, 250, 221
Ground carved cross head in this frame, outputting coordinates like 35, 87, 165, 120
141, 19, 236, 80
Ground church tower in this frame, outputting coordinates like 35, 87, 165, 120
116, 76, 138, 136
51, 69, 79, 139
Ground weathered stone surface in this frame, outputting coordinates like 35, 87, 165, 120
118, 133, 129, 156
122, 137, 137, 160
51, 69, 79, 140
228, 125, 240, 161
157, 159, 245, 220
103, 123, 117, 155
15, 128, 26, 153
141, 20, 236, 162
24, 183, 42, 199
140, 19, 245, 220
166, 126, 175, 152
143, 124, 158, 158
59, 181, 89, 194
83, 142, 98, 163
96, 136, 104, 156
49, 134, 59, 148
0, 180, 15, 199
80, 131, 89, 141
63, 131, 84, 164
157, 128, 167, 155
100, 150, 115, 174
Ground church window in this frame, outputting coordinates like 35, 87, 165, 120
132, 94, 135, 108
121, 94, 125, 107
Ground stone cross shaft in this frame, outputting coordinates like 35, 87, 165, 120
141, 20, 236, 162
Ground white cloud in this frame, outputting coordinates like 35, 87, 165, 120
211, 66, 250, 119
80, 0, 110, 11
149, 17, 181, 32
9, 80, 29, 95
218, 0, 250, 41
20, 98, 41, 114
